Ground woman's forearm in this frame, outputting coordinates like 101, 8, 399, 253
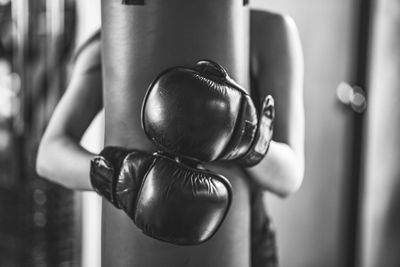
245, 140, 304, 197
36, 135, 95, 191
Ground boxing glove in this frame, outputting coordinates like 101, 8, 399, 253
142, 60, 274, 167
90, 146, 232, 245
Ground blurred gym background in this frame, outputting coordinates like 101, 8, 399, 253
0, 0, 399, 266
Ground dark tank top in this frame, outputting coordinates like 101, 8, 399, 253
250, 186, 279, 267
75, 29, 279, 267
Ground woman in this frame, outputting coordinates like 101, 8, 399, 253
36, 0, 304, 266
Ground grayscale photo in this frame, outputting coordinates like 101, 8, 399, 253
0, 0, 398, 266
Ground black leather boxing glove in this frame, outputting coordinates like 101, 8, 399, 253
142, 60, 274, 167
90, 146, 232, 245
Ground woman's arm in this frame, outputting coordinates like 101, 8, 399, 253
36, 39, 102, 190
248, 11, 305, 197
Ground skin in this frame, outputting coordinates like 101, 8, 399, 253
248, 10, 304, 197
36, 1, 304, 266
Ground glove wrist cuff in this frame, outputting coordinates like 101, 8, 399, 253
239, 95, 274, 167
90, 146, 134, 208
90, 156, 119, 207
